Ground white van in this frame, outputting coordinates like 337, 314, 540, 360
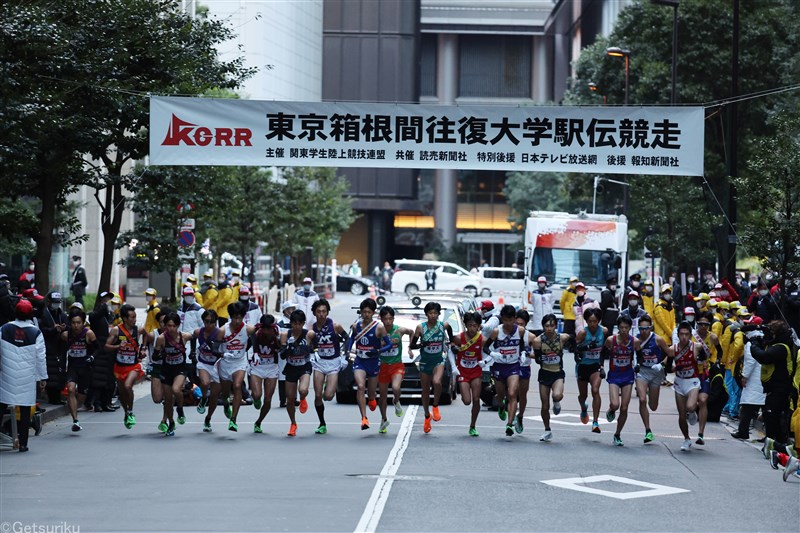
391, 259, 481, 296
477, 266, 524, 298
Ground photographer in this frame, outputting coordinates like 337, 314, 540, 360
749, 320, 795, 446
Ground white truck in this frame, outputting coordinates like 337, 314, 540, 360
522, 211, 628, 318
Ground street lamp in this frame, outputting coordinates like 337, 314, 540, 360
605, 47, 631, 105
588, 82, 607, 104
651, 0, 679, 104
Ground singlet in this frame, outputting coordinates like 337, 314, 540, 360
162, 333, 186, 366
149, 327, 165, 365
673, 341, 699, 379
197, 327, 219, 365
609, 335, 634, 373
383, 324, 403, 365
578, 326, 604, 365
67, 327, 90, 366
252, 329, 280, 365
456, 331, 482, 370
539, 332, 564, 372
639, 333, 664, 367
313, 318, 341, 360
420, 321, 446, 358
286, 329, 311, 366
114, 324, 139, 366
353, 319, 381, 359
223, 322, 248, 359
494, 326, 523, 365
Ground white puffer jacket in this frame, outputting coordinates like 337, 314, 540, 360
740, 334, 766, 406
0, 320, 47, 405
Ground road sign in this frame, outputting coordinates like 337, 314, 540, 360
177, 202, 194, 213
178, 230, 196, 248
178, 248, 195, 260
180, 218, 195, 231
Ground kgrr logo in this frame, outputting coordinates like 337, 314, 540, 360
161, 114, 252, 147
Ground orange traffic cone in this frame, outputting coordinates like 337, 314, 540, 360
369, 285, 377, 301
498, 290, 505, 305
325, 284, 333, 299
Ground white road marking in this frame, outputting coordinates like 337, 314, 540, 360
525, 413, 614, 426
354, 404, 419, 533
541, 474, 690, 499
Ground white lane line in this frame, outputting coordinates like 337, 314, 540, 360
354, 404, 418, 533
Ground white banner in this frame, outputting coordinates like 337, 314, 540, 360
149, 96, 704, 176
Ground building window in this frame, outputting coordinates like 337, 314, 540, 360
420, 34, 437, 97
459, 35, 531, 98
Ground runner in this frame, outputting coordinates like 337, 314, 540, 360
310, 299, 348, 434
61, 309, 97, 432
142, 309, 168, 430
666, 321, 706, 451
250, 314, 282, 433
532, 313, 572, 441
104, 304, 144, 429
482, 304, 525, 437
634, 315, 670, 444
153, 312, 193, 436
378, 306, 413, 434
280, 309, 316, 436
349, 299, 392, 431
276, 301, 297, 408
448, 311, 485, 436
219, 302, 256, 432
603, 315, 641, 446
692, 310, 722, 445
193, 309, 223, 432
178, 286, 203, 387
574, 307, 607, 433
515, 309, 534, 434
410, 301, 453, 433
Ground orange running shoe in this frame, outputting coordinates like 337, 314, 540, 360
288, 423, 297, 437
368, 399, 377, 411
423, 415, 432, 433
432, 406, 441, 422
299, 399, 308, 414
361, 417, 370, 430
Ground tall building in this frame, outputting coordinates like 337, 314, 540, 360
324, 0, 632, 271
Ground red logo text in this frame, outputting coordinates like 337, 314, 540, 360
162, 114, 252, 147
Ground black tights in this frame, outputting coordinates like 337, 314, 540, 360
2, 403, 32, 448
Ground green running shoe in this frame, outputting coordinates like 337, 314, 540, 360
644, 431, 654, 444
254, 423, 263, 434
505, 424, 514, 437
498, 404, 507, 421
228, 419, 238, 432
196, 397, 207, 415
315, 425, 327, 434
515, 415, 524, 434
158, 421, 169, 433
177, 415, 186, 425
202, 421, 212, 432
254, 397, 262, 410
379, 420, 390, 434
469, 427, 479, 437
127, 413, 136, 428
613, 434, 624, 446
224, 401, 232, 420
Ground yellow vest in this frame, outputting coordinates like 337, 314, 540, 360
144, 300, 160, 333
560, 289, 577, 320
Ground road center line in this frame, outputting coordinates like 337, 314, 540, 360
354, 404, 418, 533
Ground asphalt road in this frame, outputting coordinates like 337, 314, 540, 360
2, 292, 798, 532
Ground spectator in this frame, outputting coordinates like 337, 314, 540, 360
294, 277, 319, 328
0, 274, 18, 325
684, 272, 700, 296
560, 276, 578, 336
572, 282, 598, 335
0, 299, 48, 452
731, 316, 766, 440
18, 260, 36, 291
88, 292, 116, 412
701, 270, 717, 293
653, 284, 677, 342
735, 273, 752, 306
624, 273, 642, 302
350, 259, 362, 277
785, 281, 800, 336
40, 291, 68, 404
528, 276, 554, 336
70, 256, 88, 304
380, 261, 393, 292
424, 267, 437, 290
749, 281, 778, 323
599, 276, 620, 332
750, 320, 795, 447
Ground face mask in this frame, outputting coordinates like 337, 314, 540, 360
663, 293, 672, 302
184, 296, 195, 305
569, 282, 576, 288
146, 296, 154, 302
687, 277, 695, 284
631, 281, 640, 288
239, 297, 249, 303
29, 264, 35, 272
538, 283, 546, 290
577, 291, 585, 297
629, 302, 639, 310
303, 284, 312, 291
609, 285, 617, 291
686, 315, 695, 323
219, 278, 226, 284
232, 276, 240, 283
669, 277, 676, 284
759, 289, 768, 296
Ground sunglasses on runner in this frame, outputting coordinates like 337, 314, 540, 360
639, 326, 652, 330
697, 321, 711, 326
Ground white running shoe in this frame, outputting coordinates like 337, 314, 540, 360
687, 411, 698, 426
394, 400, 404, 417
784, 456, 800, 482
553, 401, 561, 415
379, 420, 390, 433
680, 439, 692, 452
540, 430, 553, 442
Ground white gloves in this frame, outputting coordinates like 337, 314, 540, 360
451, 365, 460, 377
339, 355, 349, 371
520, 353, 531, 367
479, 355, 494, 369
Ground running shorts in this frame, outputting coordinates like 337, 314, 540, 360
577, 362, 601, 382
312, 356, 342, 376
114, 363, 144, 382
219, 357, 247, 382
538, 368, 565, 387
607, 368, 635, 387
418, 353, 444, 376
379, 362, 405, 384
283, 362, 312, 383
456, 366, 482, 383
249, 360, 281, 380
196, 361, 220, 384
635, 366, 665, 388
66, 364, 91, 394
519, 365, 532, 380
673, 377, 701, 397
491, 362, 520, 383
353, 356, 380, 378
160, 364, 187, 386
699, 376, 710, 395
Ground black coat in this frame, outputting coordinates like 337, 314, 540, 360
70, 265, 88, 297
40, 306, 68, 391
89, 304, 114, 390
